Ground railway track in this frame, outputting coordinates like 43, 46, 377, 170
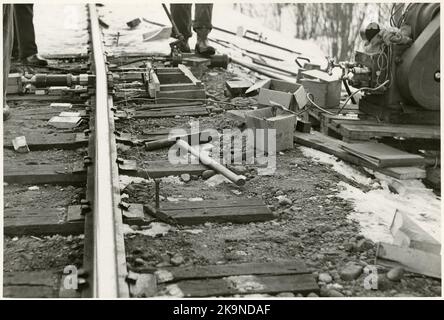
2, 4, 330, 299
3, 4, 130, 298
82, 4, 128, 298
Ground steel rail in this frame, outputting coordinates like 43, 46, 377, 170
87, 4, 129, 298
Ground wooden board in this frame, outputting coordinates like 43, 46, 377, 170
339, 123, 440, 140
157, 260, 308, 283
341, 142, 425, 168
294, 131, 426, 180
390, 210, 441, 254
159, 199, 273, 225
131, 106, 208, 118
159, 274, 318, 297
120, 160, 208, 178
155, 260, 318, 297
376, 242, 441, 279
4, 207, 83, 236
3, 271, 59, 298
3, 163, 86, 185
3, 133, 88, 150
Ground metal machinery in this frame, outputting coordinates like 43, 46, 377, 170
342, 3, 440, 124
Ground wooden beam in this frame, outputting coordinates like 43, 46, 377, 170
339, 123, 440, 140
154, 260, 309, 283
3, 163, 86, 185
158, 199, 273, 225
4, 207, 83, 236
119, 160, 208, 178
294, 131, 426, 180
3, 271, 60, 298
376, 242, 441, 279
158, 274, 318, 297
3, 133, 88, 151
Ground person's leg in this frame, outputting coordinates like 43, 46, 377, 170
3, 4, 14, 120
193, 3, 213, 30
14, 4, 47, 65
193, 4, 215, 56
12, 18, 18, 59
170, 4, 192, 53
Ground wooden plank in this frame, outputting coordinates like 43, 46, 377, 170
4, 207, 83, 236
3, 133, 88, 150
339, 123, 440, 140
341, 142, 425, 168
178, 64, 202, 86
376, 242, 441, 279
390, 210, 441, 254
133, 107, 208, 118
3, 271, 59, 298
294, 131, 426, 179
162, 206, 272, 225
160, 274, 318, 297
156, 89, 206, 99
156, 260, 309, 283
3, 163, 86, 185
160, 83, 201, 91
121, 160, 208, 178
137, 102, 204, 110
161, 199, 268, 210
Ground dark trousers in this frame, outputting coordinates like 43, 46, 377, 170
3, 4, 14, 100
12, 4, 37, 59
170, 3, 213, 39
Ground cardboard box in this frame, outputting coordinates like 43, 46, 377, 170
245, 107, 296, 152
256, 79, 307, 111
300, 69, 342, 108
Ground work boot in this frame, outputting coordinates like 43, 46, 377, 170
170, 37, 191, 54
22, 54, 48, 66
3, 103, 11, 121
195, 28, 215, 57
177, 38, 191, 53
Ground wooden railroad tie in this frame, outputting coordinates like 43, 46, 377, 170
129, 260, 319, 297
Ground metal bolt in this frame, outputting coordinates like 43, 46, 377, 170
119, 201, 130, 211
83, 156, 92, 166
434, 71, 440, 82
154, 179, 160, 209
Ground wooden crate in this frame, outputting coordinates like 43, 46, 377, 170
147, 64, 206, 104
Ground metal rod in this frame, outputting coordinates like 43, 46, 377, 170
176, 139, 246, 186
154, 179, 160, 208
230, 56, 294, 82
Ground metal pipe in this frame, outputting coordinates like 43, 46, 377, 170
230, 56, 294, 82
176, 139, 246, 186
88, 4, 128, 298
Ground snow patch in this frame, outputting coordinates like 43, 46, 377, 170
123, 222, 172, 237
300, 146, 440, 244
338, 180, 441, 244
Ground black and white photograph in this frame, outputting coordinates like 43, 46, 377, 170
0, 0, 441, 302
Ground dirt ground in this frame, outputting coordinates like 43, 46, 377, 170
119, 66, 441, 297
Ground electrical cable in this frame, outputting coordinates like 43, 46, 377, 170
336, 80, 389, 114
